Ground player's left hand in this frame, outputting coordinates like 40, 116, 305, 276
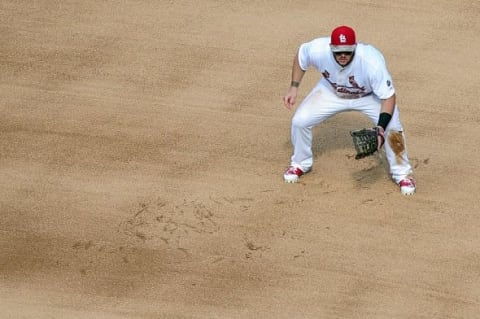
350, 127, 384, 160
376, 126, 385, 150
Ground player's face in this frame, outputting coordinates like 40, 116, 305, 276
333, 51, 354, 66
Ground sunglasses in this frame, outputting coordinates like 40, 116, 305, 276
334, 51, 354, 56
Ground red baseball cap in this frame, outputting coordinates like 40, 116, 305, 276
330, 25, 357, 52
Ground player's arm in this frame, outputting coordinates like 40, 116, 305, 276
375, 93, 395, 149
373, 59, 396, 132
380, 94, 395, 115
284, 51, 306, 110
290, 51, 305, 88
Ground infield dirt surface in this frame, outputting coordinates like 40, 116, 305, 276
1, 1, 479, 318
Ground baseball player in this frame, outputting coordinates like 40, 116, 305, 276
283, 25, 416, 195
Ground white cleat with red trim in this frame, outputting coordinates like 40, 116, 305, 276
399, 178, 416, 195
284, 166, 310, 183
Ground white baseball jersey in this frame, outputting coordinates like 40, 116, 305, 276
298, 37, 395, 100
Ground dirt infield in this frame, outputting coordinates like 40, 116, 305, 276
1, 1, 479, 318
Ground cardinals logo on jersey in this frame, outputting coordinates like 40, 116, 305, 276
349, 76, 365, 90
322, 70, 369, 99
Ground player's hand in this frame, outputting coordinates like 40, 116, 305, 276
376, 126, 385, 150
284, 88, 298, 110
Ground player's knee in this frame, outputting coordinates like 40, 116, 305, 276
292, 113, 311, 128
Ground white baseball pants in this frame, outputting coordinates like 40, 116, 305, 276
290, 84, 413, 183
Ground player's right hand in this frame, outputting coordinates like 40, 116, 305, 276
284, 89, 297, 110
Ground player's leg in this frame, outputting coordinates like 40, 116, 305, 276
285, 85, 344, 182
354, 96, 415, 194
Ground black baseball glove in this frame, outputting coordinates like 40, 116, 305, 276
350, 127, 385, 160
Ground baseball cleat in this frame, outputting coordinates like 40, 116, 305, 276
283, 166, 308, 183
399, 178, 416, 195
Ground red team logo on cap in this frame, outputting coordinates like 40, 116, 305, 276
330, 26, 357, 52
331, 26, 356, 46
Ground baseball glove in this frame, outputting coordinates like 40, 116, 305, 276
350, 127, 384, 160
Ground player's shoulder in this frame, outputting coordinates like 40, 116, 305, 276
301, 37, 331, 52
356, 43, 387, 64
357, 43, 386, 58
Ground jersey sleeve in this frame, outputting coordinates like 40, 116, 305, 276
369, 51, 396, 99
298, 41, 313, 71
298, 38, 332, 72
